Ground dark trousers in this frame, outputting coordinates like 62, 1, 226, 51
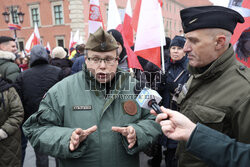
147, 144, 162, 167
164, 148, 177, 167
21, 128, 49, 167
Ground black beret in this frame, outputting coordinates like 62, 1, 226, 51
170, 36, 186, 48
85, 27, 118, 52
0, 36, 15, 44
180, 6, 245, 34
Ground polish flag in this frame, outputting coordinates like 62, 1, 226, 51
25, 23, 41, 53
46, 42, 51, 53
88, 0, 104, 34
123, 0, 134, 47
229, 0, 250, 67
107, 0, 121, 30
69, 31, 74, 52
134, 0, 166, 69
107, 0, 142, 70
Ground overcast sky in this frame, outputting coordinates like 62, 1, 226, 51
209, 0, 230, 7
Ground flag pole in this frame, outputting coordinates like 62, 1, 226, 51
159, 3, 165, 74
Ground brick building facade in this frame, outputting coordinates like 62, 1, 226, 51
0, 0, 212, 51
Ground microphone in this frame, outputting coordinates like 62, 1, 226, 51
134, 83, 162, 114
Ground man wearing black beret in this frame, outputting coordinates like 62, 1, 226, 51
167, 5, 250, 167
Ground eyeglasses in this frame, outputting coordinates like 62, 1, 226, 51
87, 57, 119, 66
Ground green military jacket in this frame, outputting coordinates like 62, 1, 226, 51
0, 50, 20, 83
0, 81, 24, 167
176, 45, 250, 167
186, 123, 250, 167
23, 67, 161, 167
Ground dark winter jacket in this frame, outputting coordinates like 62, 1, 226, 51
0, 50, 20, 83
50, 58, 73, 78
71, 56, 85, 74
161, 55, 189, 110
0, 77, 24, 167
15, 45, 63, 121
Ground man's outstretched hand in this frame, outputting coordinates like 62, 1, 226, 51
112, 126, 136, 149
69, 125, 97, 151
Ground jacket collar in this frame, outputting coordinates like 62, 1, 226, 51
188, 44, 235, 80
0, 50, 16, 61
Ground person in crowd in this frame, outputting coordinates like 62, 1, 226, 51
50, 46, 73, 78
0, 36, 17, 54
147, 36, 189, 167
15, 45, 63, 167
71, 45, 86, 74
235, 27, 250, 67
22, 27, 161, 167
0, 36, 20, 82
0, 77, 24, 167
108, 29, 129, 71
19, 57, 29, 72
70, 44, 85, 62
169, 5, 250, 167
148, 35, 190, 167
153, 107, 250, 167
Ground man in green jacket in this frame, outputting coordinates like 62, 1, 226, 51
153, 107, 250, 167
0, 36, 20, 82
23, 27, 161, 167
174, 6, 250, 167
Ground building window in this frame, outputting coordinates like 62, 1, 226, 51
31, 8, 40, 26
29, 3, 41, 27
18, 40, 24, 51
12, 10, 19, 24
56, 36, 65, 47
54, 5, 64, 25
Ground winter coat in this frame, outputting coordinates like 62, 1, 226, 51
186, 123, 250, 167
50, 58, 73, 78
0, 50, 20, 83
71, 56, 85, 74
161, 55, 189, 110
15, 46, 63, 122
23, 66, 162, 167
176, 45, 250, 167
0, 78, 24, 167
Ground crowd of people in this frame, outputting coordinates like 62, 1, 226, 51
0, 5, 249, 167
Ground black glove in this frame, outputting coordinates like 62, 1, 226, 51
166, 81, 178, 93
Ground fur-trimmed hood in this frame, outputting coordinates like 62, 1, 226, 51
0, 50, 16, 61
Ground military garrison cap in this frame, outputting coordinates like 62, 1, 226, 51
180, 6, 245, 34
85, 27, 118, 52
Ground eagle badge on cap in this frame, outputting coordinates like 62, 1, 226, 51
100, 42, 106, 50
123, 100, 137, 116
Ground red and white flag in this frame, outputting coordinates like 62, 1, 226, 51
229, 0, 250, 67
107, 0, 121, 30
46, 42, 51, 53
88, 0, 104, 34
123, 0, 134, 47
134, 0, 166, 69
25, 23, 41, 53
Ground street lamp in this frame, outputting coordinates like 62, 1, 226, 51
2, 6, 25, 41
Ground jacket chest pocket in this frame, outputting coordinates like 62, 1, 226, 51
192, 104, 226, 131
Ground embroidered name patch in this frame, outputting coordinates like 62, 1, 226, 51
73, 105, 92, 111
